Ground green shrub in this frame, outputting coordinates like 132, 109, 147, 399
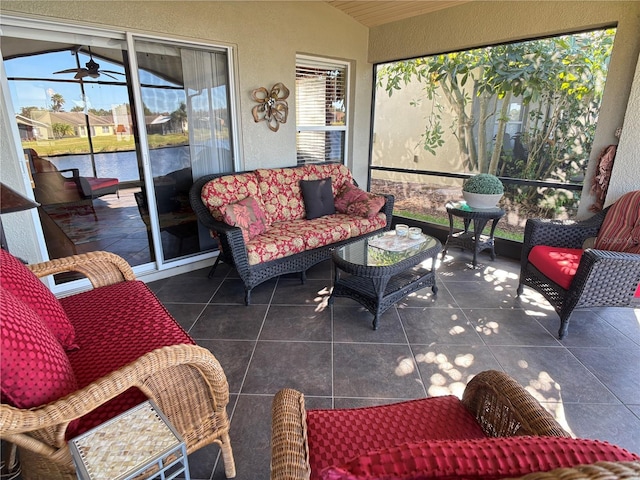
463, 174, 504, 194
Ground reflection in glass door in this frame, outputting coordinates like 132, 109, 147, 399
134, 39, 234, 262
3, 33, 155, 279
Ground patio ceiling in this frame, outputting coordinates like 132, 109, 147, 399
326, 1, 471, 27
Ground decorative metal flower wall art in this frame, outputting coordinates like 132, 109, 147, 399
251, 82, 289, 132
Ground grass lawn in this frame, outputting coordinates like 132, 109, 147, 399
395, 209, 524, 242
23, 134, 188, 156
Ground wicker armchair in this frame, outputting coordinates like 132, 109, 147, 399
516, 191, 640, 339
0, 251, 235, 479
271, 370, 573, 480
271, 371, 639, 480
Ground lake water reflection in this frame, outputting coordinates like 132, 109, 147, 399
48, 146, 191, 182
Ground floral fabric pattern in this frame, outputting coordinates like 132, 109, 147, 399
201, 172, 263, 221
222, 196, 271, 242
255, 167, 310, 223
335, 183, 386, 219
246, 229, 307, 265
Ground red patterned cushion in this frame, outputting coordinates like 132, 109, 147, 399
528, 245, 583, 290
222, 196, 271, 242
200, 172, 263, 222
256, 167, 310, 223
594, 190, 640, 254
61, 280, 194, 437
0, 248, 77, 350
0, 287, 78, 408
307, 395, 486, 479
335, 183, 386, 219
306, 163, 354, 195
321, 436, 640, 480
246, 228, 307, 265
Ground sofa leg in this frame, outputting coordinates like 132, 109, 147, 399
516, 283, 524, 296
208, 255, 221, 279
300, 270, 306, 284
558, 318, 570, 339
244, 289, 251, 306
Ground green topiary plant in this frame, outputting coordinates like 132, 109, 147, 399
463, 174, 504, 195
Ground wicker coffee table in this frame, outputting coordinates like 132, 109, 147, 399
329, 232, 442, 330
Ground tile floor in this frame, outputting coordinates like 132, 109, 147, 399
146, 251, 640, 480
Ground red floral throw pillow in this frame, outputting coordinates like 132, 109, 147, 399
222, 196, 270, 242
0, 287, 78, 408
334, 183, 385, 219
0, 248, 78, 350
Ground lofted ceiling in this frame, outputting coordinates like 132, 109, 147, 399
326, 1, 471, 28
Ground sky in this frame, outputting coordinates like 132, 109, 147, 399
5, 50, 182, 115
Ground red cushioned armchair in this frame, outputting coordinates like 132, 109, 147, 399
0, 249, 235, 479
270, 370, 639, 480
516, 190, 640, 339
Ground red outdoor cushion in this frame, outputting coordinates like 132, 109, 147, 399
320, 436, 640, 480
0, 248, 77, 350
60, 280, 194, 437
334, 183, 386, 219
528, 245, 583, 290
222, 195, 271, 242
307, 395, 486, 479
0, 287, 78, 408
594, 190, 640, 254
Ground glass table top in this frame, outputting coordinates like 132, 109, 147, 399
335, 231, 439, 267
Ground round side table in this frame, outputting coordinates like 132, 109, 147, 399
442, 201, 505, 268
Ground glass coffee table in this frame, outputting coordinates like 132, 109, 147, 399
329, 231, 442, 330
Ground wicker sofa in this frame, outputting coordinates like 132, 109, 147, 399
271, 370, 640, 480
0, 249, 235, 479
190, 163, 394, 304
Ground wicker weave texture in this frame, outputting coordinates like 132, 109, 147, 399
190, 170, 395, 305
2, 252, 236, 480
517, 207, 640, 339
509, 461, 640, 479
270, 370, 571, 480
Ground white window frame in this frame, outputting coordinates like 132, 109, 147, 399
295, 54, 350, 165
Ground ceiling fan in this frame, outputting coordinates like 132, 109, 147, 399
53, 46, 123, 81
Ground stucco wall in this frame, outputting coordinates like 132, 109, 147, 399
0, 1, 371, 182
369, 1, 640, 218
608, 52, 640, 206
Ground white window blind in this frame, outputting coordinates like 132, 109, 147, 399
296, 56, 348, 165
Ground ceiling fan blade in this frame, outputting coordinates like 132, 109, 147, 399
87, 72, 101, 79
74, 69, 90, 80
101, 70, 124, 76
101, 72, 119, 81
53, 68, 80, 75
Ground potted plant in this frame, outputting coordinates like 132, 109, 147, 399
462, 173, 504, 208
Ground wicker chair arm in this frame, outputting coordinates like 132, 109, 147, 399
461, 370, 570, 438
0, 344, 229, 453
509, 461, 640, 479
567, 249, 640, 307
27, 251, 135, 288
271, 388, 311, 480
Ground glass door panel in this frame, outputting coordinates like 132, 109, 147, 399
3, 35, 153, 280
135, 39, 234, 261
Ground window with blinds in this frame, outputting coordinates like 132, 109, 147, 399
296, 56, 348, 165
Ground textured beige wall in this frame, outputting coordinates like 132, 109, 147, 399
608, 52, 640, 206
0, 1, 372, 181
369, 1, 640, 218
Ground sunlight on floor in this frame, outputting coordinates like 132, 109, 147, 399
413, 350, 477, 398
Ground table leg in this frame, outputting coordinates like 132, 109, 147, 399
472, 218, 490, 268
488, 218, 500, 260
442, 212, 454, 259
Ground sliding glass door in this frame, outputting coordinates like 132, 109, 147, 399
1, 19, 237, 282
133, 38, 234, 261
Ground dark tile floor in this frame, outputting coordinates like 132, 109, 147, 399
147, 251, 640, 480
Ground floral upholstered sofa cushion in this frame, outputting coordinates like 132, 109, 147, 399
201, 164, 387, 266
